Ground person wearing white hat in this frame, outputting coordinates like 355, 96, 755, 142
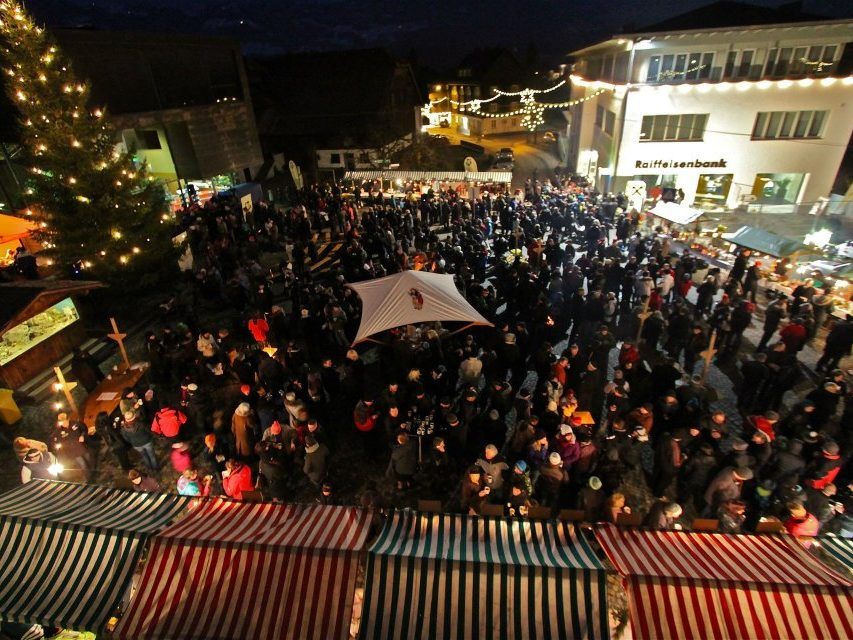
536, 451, 569, 508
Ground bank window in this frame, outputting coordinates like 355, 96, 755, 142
640, 113, 707, 141
329, 153, 341, 164
753, 110, 827, 139
595, 106, 604, 127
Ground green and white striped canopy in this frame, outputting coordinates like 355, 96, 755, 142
0, 481, 190, 632
817, 536, 853, 575
359, 511, 609, 640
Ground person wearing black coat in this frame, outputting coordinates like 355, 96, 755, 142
816, 317, 852, 372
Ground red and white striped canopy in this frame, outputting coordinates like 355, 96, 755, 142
596, 524, 853, 639
115, 500, 371, 640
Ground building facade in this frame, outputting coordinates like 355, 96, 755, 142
423, 49, 530, 137
567, 15, 853, 212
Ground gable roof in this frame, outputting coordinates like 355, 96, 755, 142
0, 280, 104, 334
629, 1, 831, 35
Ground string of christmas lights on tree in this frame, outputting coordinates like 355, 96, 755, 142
0, 0, 176, 279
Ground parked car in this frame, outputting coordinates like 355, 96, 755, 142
493, 159, 514, 171
497, 147, 514, 161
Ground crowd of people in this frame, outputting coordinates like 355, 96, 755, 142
14, 174, 853, 538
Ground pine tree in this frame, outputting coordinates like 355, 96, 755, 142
0, 0, 176, 283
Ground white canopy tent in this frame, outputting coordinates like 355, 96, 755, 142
346, 270, 492, 345
648, 201, 704, 226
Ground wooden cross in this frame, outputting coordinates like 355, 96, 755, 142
53, 366, 79, 417
635, 295, 651, 343
107, 317, 131, 370
700, 329, 717, 383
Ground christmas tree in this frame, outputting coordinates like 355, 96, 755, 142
0, 0, 176, 282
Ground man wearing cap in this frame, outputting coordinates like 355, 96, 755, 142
806, 440, 842, 491
703, 466, 753, 515
475, 444, 509, 495
20, 448, 60, 484
120, 410, 159, 471
536, 452, 569, 508
577, 476, 605, 521
459, 467, 490, 515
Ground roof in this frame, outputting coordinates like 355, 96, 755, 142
0, 481, 189, 632
596, 524, 852, 640
629, 1, 832, 35
723, 225, 805, 258
0, 280, 104, 335
347, 270, 493, 344
817, 536, 853, 575
155, 499, 370, 550
345, 170, 512, 183
116, 500, 371, 640
0, 479, 190, 533
648, 201, 704, 225
360, 511, 608, 640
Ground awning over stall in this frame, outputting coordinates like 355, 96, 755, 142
723, 225, 805, 258
347, 270, 492, 344
817, 536, 853, 575
596, 524, 853, 640
648, 201, 704, 225
359, 511, 609, 640
0, 480, 190, 632
345, 170, 512, 183
115, 500, 371, 640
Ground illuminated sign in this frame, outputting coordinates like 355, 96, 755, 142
635, 159, 727, 169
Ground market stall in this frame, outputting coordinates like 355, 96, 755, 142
0, 280, 103, 388
0, 480, 189, 632
723, 225, 806, 259
344, 170, 512, 199
815, 536, 853, 577
359, 511, 609, 640
115, 500, 371, 640
346, 270, 492, 345
647, 201, 704, 227
596, 524, 853, 640
0, 212, 37, 265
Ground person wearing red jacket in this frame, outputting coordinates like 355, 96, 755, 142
807, 441, 842, 491
151, 406, 188, 442
247, 313, 269, 344
779, 318, 807, 353
222, 459, 254, 500
784, 502, 820, 541
747, 411, 779, 442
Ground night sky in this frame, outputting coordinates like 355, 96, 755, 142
21, 0, 853, 67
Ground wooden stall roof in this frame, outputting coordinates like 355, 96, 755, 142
0, 280, 104, 335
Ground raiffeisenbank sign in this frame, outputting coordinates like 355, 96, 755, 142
634, 158, 728, 169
